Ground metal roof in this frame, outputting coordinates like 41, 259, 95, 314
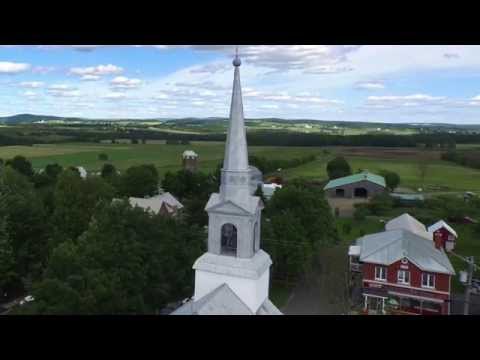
385, 213, 432, 240
323, 172, 386, 190
128, 192, 184, 214
356, 229, 455, 275
428, 220, 458, 238
171, 283, 282, 315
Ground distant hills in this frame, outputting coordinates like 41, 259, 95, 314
1, 113, 480, 131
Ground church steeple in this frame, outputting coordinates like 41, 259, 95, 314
223, 48, 249, 171
172, 48, 282, 315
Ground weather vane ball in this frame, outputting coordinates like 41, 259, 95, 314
233, 46, 241, 67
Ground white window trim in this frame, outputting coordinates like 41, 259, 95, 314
397, 270, 410, 285
375, 266, 387, 281
421, 273, 435, 289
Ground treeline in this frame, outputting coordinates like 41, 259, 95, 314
249, 154, 316, 174
441, 149, 480, 169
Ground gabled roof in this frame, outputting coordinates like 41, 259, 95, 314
385, 213, 432, 240
171, 283, 282, 315
356, 229, 455, 275
428, 220, 458, 238
172, 284, 253, 315
205, 192, 262, 215
129, 192, 184, 215
323, 172, 386, 190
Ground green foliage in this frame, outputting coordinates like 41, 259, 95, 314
5, 155, 34, 179
120, 164, 159, 197
98, 153, 109, 161
27, 201, 205, 314
326, 156, 352, 180
162, 169, 215, 201
262, 181, 338, 280
0, 167, 48, 282
354, 205, 369, 221
51, 169, 115, 246
380, 170, 401, 191
0, 216, 18, 297
249, 154, 316, 174
367, 193, 394, 216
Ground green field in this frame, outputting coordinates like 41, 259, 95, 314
282, 154, 480, 192
0, 142, 323, 179
2, 142, 480, 192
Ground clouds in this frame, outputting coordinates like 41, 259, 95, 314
19, 81, 44, 88
69, 64, 123, 80
47, 84, 81, 97
0, 61, 30, 74
355, 81, 385, 90
110, 76, 143, 89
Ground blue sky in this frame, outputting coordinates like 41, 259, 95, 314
1, 45, 480, 123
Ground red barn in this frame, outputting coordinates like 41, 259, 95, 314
349, 218, 455, 315
427, 220, 457, 252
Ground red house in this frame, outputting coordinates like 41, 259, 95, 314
427, 220, 457, 252
349, 215, 455, 315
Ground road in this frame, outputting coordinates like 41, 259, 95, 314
282, 245, 350, 315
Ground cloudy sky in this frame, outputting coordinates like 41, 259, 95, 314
1, 45, 480, 123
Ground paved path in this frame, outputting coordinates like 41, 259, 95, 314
283, 246, 350, 315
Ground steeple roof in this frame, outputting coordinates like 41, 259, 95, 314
223, 51, 249, 171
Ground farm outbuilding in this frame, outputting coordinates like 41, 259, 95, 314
323, 171, 386, 199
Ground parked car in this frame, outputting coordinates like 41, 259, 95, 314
19, 295, 35, 306
471, 279, 480, 295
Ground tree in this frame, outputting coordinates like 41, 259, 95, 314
98, 153, 109, 161
26, 201, 205, 314
5, 155, 34, 179
121, 164, 159, 198
0, 216, 18, 299
326, 156, 352, 180
0, 167, 48, 283
51, 169, 115, 247
45, 163, 63, 180
101, 163, 117, 178
262, 181, 338, 280
162, 169, 215, 201
380, 170, 401, 191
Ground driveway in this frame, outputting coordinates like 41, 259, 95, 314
282, 245, 350, 315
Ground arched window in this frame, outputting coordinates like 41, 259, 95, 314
221, 223, 237, 256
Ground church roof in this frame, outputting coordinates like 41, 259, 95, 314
205, 192, 262, 215
171, 283, 282, 315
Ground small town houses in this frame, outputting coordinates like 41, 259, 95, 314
349, 213, 457, 315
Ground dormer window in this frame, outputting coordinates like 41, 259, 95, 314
397, 270, 410, 285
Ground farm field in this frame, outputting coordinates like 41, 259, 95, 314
1, 142, 480, 192
0, 142, 323, 179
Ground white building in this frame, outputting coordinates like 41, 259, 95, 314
172, 52, 282, 315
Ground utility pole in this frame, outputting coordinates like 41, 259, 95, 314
464, 256, 475, 315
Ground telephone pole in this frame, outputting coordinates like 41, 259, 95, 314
464, 256, 475, 315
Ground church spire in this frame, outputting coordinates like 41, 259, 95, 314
223, 47, 249, 171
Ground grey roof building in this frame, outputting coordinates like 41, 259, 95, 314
355, 229, 455, 275
172, 51, 282, 316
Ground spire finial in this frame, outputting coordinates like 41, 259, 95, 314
233, 45, 241, 67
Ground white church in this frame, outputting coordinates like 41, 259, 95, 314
172, 52, 282, 315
